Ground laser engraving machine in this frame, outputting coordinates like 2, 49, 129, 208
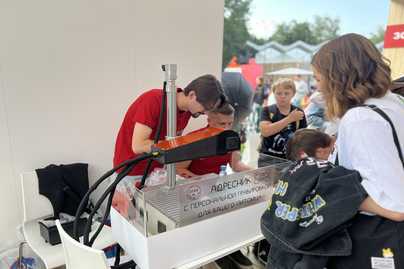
105, 65, 291, 269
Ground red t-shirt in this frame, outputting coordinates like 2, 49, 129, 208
113, 89, 192, 175
187, 126, 232, 175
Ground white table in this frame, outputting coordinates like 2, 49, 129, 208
111, 202, 266, 269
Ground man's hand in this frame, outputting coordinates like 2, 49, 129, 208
175, 161, 196, 179
177, 168, 197, 179
231, 151, 253, 172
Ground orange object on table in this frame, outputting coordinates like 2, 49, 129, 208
154, 126, 224, 150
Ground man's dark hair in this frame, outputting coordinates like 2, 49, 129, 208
286, 129, 332, 161
184, 74, 225, 111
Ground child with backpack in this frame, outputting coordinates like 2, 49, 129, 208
258, 78, 307, 167
254, 128, 334, 265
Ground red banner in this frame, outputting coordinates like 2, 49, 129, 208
384, 24, 404, 48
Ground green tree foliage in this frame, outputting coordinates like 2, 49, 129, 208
311, 16, 340, 43
270, 21, 316, 45
270, 16, 340, 45
222, 1, 342, 67
222, 0, 385, 68
223, 0, 252, 68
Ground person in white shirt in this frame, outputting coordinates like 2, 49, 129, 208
312, 33, 404, 268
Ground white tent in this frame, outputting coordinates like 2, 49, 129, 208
266, 67, 313, 76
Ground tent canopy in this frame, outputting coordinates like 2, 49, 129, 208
266, 67, 313, 76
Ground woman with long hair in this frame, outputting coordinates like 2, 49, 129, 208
312, 33, 404, 268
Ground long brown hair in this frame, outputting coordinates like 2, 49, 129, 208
312, 33, 391, 119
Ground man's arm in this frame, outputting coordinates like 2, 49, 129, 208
360, 197, 404, 222
132, 122, 154, 154
230, 151, 253, 172
175, 160, 197, 178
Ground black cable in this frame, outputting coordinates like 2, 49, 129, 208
88, 183, 115, 246
73, 156, 142, 239
73, 153, 153, 239
83, 162, 136, 245
139, 80, 167, 189
87, 158, 138, 246
82, 153, 153, 246
73, 168, 117, 239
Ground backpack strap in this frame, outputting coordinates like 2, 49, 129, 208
361, 104, 404, 167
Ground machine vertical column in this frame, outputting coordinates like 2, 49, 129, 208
163, 64, 177, 189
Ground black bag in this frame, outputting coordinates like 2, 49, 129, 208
327, 214, 404, 269
260, 158, 367, 269
261, 159, 366, 253
36, 163, 90, 218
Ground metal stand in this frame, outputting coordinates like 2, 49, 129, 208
162, 64, 177, 189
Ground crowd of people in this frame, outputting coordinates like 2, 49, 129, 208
112, 33, 404, 269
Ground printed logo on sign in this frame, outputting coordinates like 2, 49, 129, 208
186, 185, 201, 201
393, 31, 404, 40
384, 24, 404, 48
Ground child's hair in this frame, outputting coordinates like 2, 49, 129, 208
210, 102, 235, 116
271, 78, 296, 94
286, 129, 332, 161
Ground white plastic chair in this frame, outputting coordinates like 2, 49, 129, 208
55, 219, 110, 269
20, 171, 116, 268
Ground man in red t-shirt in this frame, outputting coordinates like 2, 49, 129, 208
113, 74, 225, 176
176, 103, 252, 178
112, 75, 225, 217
